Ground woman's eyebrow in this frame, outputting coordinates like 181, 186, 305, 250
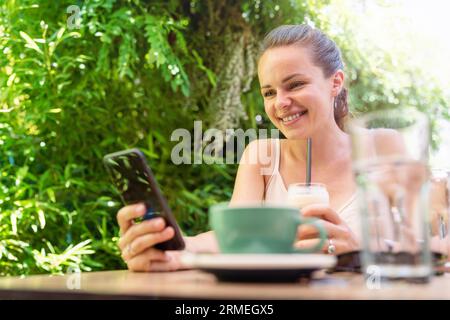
281, 73, 305, 83
261, 73, 306, 89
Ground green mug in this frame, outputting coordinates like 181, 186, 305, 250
209, 203, 327, 254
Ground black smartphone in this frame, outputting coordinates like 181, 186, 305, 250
103, 148, 185, 251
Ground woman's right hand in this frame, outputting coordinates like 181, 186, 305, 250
116, 203, 182, 272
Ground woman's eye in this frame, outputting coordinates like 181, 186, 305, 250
289, 82, 305, 89
263, 90, 275, 98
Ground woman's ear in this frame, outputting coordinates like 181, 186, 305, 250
331, 70, 345, 97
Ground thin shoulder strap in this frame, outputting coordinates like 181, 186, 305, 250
272, 139, 281, 174
337, 192, 358, 213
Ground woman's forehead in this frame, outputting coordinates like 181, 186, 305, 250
258, 45, 319, 85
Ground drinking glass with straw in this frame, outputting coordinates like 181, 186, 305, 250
287, 138, 330, 210
306, 138, 312, 186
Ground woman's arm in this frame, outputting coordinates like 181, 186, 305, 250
117, 140, 270, 271
185, 231, 218, 253
230, 139, 268, 205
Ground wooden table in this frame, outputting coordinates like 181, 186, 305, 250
0, 269, 449, 299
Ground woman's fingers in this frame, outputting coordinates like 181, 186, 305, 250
116, 205, 186, 273
301, 204, 341, 224
295, 238, 345, 254
121, 226, 174, 261
118, 217, 166, 250
297, 220, 349, 241
296, 206, 359, 254
123, 227, 175, 260
117, 203, 146, 235
294, 238, 327, 252
297, 222, 324, 240
148, 252, 183, 272
125, 247, 171, 272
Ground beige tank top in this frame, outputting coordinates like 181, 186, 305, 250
264, 139, 362, 241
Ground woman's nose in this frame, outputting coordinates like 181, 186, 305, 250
275, 91, 291, 110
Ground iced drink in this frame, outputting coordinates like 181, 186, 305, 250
287, 183, 329, 210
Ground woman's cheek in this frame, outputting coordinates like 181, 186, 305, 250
269, 114, 282, 130
264, 104, 277, 123
263, 101, 271, 114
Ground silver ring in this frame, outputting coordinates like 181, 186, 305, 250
327, 239, 336, 254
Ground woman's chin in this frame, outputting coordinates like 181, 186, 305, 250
285, 134, 309, 140
283, 130, 310, 140
277, 118, 311, 139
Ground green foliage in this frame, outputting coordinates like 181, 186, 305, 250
0, 0, 305, 276
1, 0, 448, 276
0, 0, 224, 275
320, 0, 450, 148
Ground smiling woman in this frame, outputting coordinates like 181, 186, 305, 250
239, 24, 360, 250
115, 24, 364, 272
258, 25, 349, 137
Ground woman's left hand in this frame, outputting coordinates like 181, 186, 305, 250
295, 204, 359, 255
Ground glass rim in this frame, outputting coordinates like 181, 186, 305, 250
209, 201, 299, 212
287, 182, 327, 191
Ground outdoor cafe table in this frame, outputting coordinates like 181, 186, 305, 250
0, 269, 449, 299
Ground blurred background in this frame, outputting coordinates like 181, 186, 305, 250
0, 0, 449, 276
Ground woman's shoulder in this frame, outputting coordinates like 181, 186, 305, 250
240, 138, 278, 171
243, 138, 278, 155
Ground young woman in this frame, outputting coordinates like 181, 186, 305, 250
116, 24, 362, 272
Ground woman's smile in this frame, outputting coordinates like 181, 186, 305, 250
278, 110, 308, 126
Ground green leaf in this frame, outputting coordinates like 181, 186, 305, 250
56, 27, 65, 40
46, 189, 56, 203
19, 31, 43, 55
37, 209, 46, 229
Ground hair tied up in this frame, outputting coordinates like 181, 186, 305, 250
334, 87, 348, 126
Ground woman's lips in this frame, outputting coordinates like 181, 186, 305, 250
279, 110, 308, 126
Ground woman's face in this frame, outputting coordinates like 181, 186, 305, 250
258, 45, 338, 139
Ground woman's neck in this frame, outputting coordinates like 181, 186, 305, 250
285, 123, 351, 167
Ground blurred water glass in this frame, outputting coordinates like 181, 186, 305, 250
428, 118, 450, 272
349, 108, 432, 282
429, 169, 450, 272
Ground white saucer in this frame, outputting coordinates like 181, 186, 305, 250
180, 253, 336, 282
181, 253, 336, 269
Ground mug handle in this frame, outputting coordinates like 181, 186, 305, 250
292, 217, 327, 254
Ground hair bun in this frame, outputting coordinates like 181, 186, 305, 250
334, 88, 348, 130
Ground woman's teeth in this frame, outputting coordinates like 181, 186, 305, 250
281, 111, 307, 123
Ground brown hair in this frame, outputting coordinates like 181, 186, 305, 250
260, 24, 349, 130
